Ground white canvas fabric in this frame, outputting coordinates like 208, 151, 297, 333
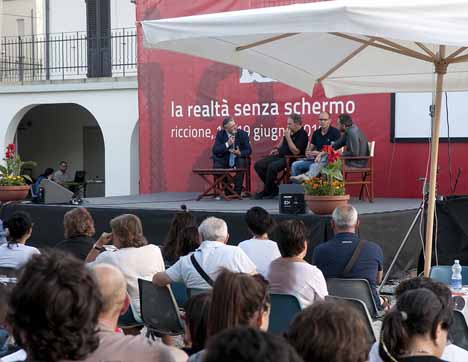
142, 0, 468, 97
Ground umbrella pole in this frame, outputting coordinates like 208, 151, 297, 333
423, 55, 446, 277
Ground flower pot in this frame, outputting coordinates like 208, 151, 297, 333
0, 185, 30, 202
305, 194, 350, 215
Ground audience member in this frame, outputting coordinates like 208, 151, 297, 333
176, 226, 201, 259
7, 251, 102, 361
238, 207, 280, 277
86, 214, 165, 324
89, 263, 187, 362
163, 208, 197, 265
285, 300, 370, 362
204, 327, 303, 362
332, 114, 369, 168
369, 277, 468, 362
31, 167, 54, 198
379, 288, 453, 362
312, 205, 384, 308
254, 114, 308, 199
55, 207, 96, 260
53, 160, 70, 185
182, 292, 211, 356
268, 220, 327, 308
153, 217, 256, 289
0, 212, 39, 269
189, 269, 270, 362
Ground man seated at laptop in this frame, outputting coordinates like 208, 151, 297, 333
53, 161, 70, 185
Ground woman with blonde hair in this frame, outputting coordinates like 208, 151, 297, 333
85, 214, 165, 325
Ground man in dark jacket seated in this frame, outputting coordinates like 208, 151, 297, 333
212, 117, 252, 195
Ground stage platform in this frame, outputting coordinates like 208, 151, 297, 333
0, 192, 424, 277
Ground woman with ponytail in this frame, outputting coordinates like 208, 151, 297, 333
379, 288, 453, 362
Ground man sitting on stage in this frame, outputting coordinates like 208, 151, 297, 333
312, 205, 384, 309
254, 114, 308, 199
289, 112, 341, 183
212, 117, 252, 195
333, 113, 369, 167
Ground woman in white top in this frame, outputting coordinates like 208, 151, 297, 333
267, 220, 328, 309
0, 212, 40, 269
85, 214, 165, 323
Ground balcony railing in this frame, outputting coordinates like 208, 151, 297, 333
0, 28, 137, 82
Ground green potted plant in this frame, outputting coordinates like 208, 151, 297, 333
0, 144, 36, 202
302, 145, 349, 214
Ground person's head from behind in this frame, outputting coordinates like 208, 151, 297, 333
331, 205, 359, 233
59, 161, 68, 172
110, 214, 147, 249
395, 277, 452, 306
223, 116, 237, 135
271, 219, 307, 259
337, 113, 353, 131
64, 207, 95, 239
379, 288, 453, 362
176, 226, 201, 258
208, 269, 270, 338
198, 217, 228, 243
285, 300, 370, 362
204, 326, 303, 362
287, 113, 302, 133
5, 211, 32, 245
183, 292, 211, 353
245, 207, 274, 238
91, 264, 129, 322
164, 209, 196, 260
7, 251, 102, 361
42, 168, 54, 179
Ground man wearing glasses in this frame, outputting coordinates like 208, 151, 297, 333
290, 112, 341, 183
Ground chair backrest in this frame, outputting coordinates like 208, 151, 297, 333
326, 295, 377, 343
368, 141, 375, 157
326, 278, 379, 318
268, 293, 302, 335
188, 288, 211, 298
170, 282, 188, 308
429, 265, 468, 285
138, 279, 184, 336
451, 310, 468, 351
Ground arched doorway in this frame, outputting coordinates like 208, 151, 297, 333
15, 103, 106, 197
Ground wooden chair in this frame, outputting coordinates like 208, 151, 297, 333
193, 156, 252, 201
341, 141, 375, 202
276, 155, 300, 184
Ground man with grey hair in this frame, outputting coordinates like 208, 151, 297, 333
312, 205, 384, 309
153, 217, 256, 289
85, 264, 187, 362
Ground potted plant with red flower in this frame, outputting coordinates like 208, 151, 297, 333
302, 145, 349, 214
0, 144, 36, 202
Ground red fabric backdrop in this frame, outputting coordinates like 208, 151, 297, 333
136, 0, 468, 198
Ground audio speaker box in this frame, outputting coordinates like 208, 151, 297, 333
279, 184, 306, 215
39, 179, 74, 204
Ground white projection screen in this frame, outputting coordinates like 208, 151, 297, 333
393, 92, 468, 142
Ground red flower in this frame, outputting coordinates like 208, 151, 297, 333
5, 151, 11, 159
7, 144, 15, 153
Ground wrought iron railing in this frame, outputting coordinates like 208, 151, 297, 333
0, 28, 137, 82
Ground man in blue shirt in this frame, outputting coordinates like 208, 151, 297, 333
312, 205, 384, 309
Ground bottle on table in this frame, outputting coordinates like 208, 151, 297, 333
451, 259, 463, 291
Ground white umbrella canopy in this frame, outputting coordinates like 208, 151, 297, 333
141, 0, 468, 276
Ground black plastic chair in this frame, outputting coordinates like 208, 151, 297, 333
188, 288, 211, 298
326, 278, 382, 319
326, 295, 377, 343
138, 279, 184, 336
451, 310, 468, 351
268, 293, 302, 335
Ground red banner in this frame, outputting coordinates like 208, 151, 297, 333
137, 0, 468, 198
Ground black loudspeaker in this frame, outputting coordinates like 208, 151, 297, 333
279, 184, 306, 215
39, 179, 74, 204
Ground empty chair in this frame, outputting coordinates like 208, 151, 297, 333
268, 293, 302, 335
138, 279, 184, 336
451, 310, 468, 351
326, 295, 377, 343
326, 278, 382, 319
430, 265, 468, 285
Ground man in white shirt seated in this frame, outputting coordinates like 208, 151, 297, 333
153, 217, 256, 289
238, 207, 281, 277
